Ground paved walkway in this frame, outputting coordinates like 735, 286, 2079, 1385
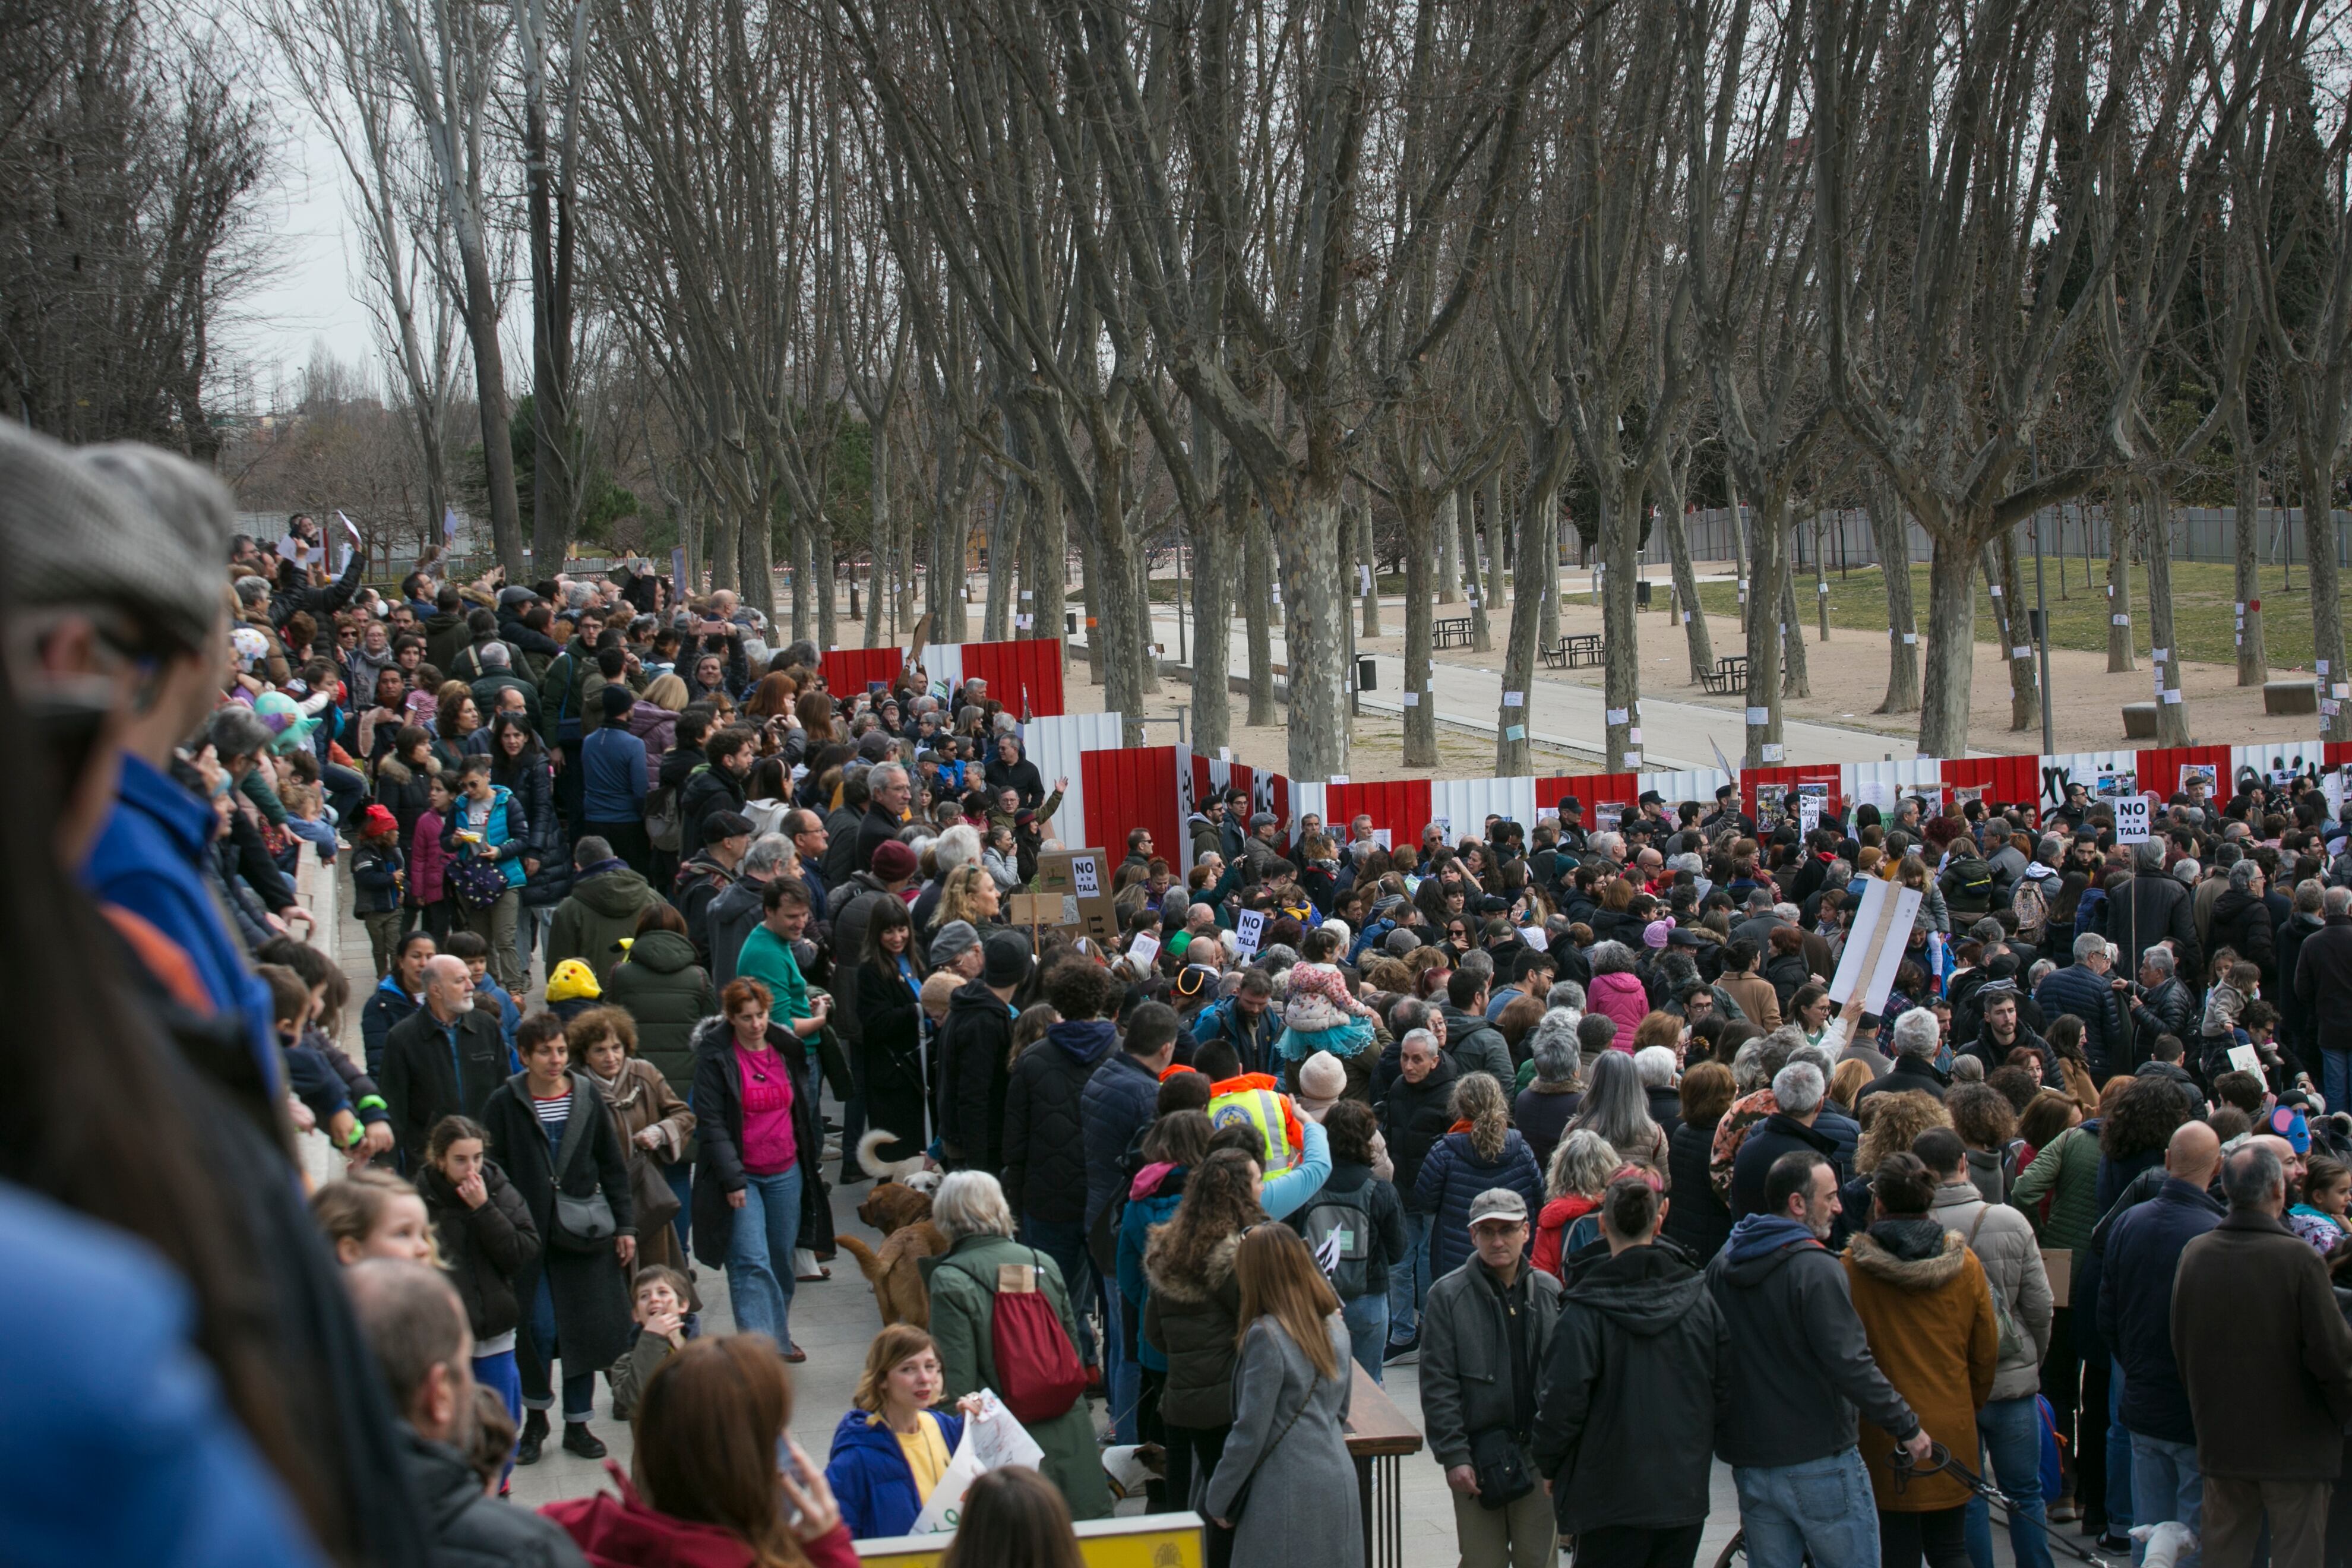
1146, 605, 1920, 771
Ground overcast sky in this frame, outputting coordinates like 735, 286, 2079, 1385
229, 112, 379, 404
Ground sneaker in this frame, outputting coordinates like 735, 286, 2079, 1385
2050, 1499, 2080, 1525
515, 1409, 549, 1466
561, 1422, 607, 1460
2097, 1533, 2131, 1555
1382, 1334, 1419, 1366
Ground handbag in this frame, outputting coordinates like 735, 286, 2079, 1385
449, 851, 509, 911
549, 1086, 619, 1253
1468, 1425, 1537, 1512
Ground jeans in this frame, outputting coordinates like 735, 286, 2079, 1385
321, 762, 369, 828
1387, 1209, 1434, 1342
1100, 1281, 1139, 1444
2106, 1359, 2136, 1533
2129, 1433, 2203, 1568
1967, 1396, 2053, 1568
1022, 1215, 1097, 1365
725, 1166, 804, 1349
663, 1162, 693, 1252
1341, 1292, 1389, 1384
1881, 1506, 1972, 1568
521, 1275, 595, 1420
1734, 1447, 1881, 1568
473, 1348, 520, 1487
2326, 1050, 2351, 1128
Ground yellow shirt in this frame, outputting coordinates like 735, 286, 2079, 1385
892, 1411, 952, 1499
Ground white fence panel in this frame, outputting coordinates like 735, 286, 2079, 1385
1025, 711, 1123, 849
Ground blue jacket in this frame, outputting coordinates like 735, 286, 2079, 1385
0, 1181, 328, 1568
441, 783, 529, 889
360, 976, 421, 1076
349, 843, 403, 916
824, 1406, 965, 1541
580, 725, 649, 824
2098, 1176, 2224, 1444
1081, 1051, 1164, 1231
1190, 995, 1280, 1076
1414, 1127, 1546, 1281
2034, 962, 2127, 1074
1118, 1165, 1189, 1371
84, 755, 279, 1094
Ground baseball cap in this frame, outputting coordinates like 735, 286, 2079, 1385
1468, 1188, 1529, 1226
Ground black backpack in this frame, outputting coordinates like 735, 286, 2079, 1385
1294, 1190, 1374, 1298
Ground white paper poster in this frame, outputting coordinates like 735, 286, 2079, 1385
1232, 909, 1266, 959
2113, 797, 2152, 844
1828, 878, 1925, 1015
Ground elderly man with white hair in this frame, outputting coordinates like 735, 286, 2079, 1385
381, 954, 510, 1167
1857, 1006, 1952, 1107
921, 1172, 1113, 1519
1727, 1060, 1839, 1218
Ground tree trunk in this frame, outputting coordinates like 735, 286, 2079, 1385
1191, 501, 1236, 754
985, 483, 1019, 642
1274, 487, 1352, 779
707, 481, 741, 596
1538, 491, 1562, 649
1133, 529, 1161, 695
740, 507, 776, 619
789, 518, 812, 641
2235, 445, 2268, 685
2107, 494, 2136, 671
1481, 466, 1507, 651
2300, 437, 2349, 742
1917, 529, 1979, 759
1743, 484, 1787, 767
2145, 482, 2190, 745
1996, 528, 2037, 732
1750, 484, 1778, 766
1402, 489, 1441, 767
1778, 554, 1809, 699
1438, 494, 1461, 604
1813, 511, 1832, 640
1866, 478, 1920, 712
1077, 529, 1103, 687
1660, 487, 1712, 684
862, 428, 889, 647
1359, 497, 1382, 639
1463, 474, 1492, 649
1499, 473, 1555, 776
1602, 479, 1643, 769
459, 260, 524, 575
1244, 501, 1276, 726
1030, 460, 1068, 669
1729, 490, 1750, 633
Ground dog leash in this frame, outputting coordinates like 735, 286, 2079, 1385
1889, 1443, 2121, 1568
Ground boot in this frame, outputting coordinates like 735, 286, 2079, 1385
516, 1408, 549, 1466
562, 1421, 607, 1459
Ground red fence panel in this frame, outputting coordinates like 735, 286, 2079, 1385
1320, 782, 1433, 851
820, 646, 909, 694
1081, 745, 1182, 871
2135, 745, 2234, 804
1939, 755, 2044, 819
1741, 761, 1849, 824
958, 637, 1067, 719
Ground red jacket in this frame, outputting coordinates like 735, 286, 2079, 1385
1532, 1193, 1600, 1278
543, 1466, 859, 1568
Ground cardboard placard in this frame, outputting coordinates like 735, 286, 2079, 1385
1128, 931, 1160, 969
2113, 797, 2152, 844
1232, 908, 1266, 959
1022, 849, 1119, 947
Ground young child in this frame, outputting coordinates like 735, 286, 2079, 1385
260, 962, 361, 1157
608, 1265, 698, 1422
2201, 960, 2265, 1079
350, 803, 408, 978
2291, 1153, 2351, 1253
412, 773, 456, 943
311, 1168, 436, 1265
280, 779, 340, 865
444, 930, 520, 1058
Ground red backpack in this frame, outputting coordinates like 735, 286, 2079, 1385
948, 1249, 1088, 1425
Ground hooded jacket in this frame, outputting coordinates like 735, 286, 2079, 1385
1434, 1002, 1514, 1089
361, 973, 423, 1076
1532, 1193, 1602, 1279
937, 979, 1018, 1174
1841, 1221, 1998, 1512
1531, 1243, 1730, 1534
1003, 1018, 1114, 1222
1143, 1231, 1247, 1427
1705, 1214, 1920, 1469
823, 1407, 968, 1542
1587, 970, 1652, 1038
602, 931, 715, 1098
1117, 1164, 1189, 1371
546, 863, 664, 990
704, 872, 769, 992
2209, 884, 2277, 987
1928, 1179, 2053, 1401
675, 760, 748, 865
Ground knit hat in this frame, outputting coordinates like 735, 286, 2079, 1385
358, 804, 400, 839
929, 920, 981, 968
1643, 918, 1673, 949
546, 959, 602, 1004
600, 683, 637, 720
872, 840, 919, 883
982, 928, 1033, 987
1295, 1051, 1347, 1118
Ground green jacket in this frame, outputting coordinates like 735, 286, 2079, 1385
603, 929, 715, 1120
736, 924, 811, 1021
538, 642, 590, 744
920, 1234, 1112, 1521
545, 865, 664, 991
2012, 1121, 2102, 1257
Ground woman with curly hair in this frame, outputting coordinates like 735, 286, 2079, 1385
1413, 1073, 1544, 1281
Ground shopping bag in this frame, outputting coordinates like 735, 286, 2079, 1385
907, 1390, 1047, 1534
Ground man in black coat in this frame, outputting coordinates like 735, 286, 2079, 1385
2034, 932, 2131, 1075
1730, 1061, 1843, 1218
381, 956, 511, 1171
937, 931, 1029, 1174
1533, 1177, 1728, 1565
346, 1259, 589, 1567
1377, 1031, 1459, 1359
2128, 946, 2196, 1055
857, 762, 913, 876
675, 726, 753, 863
2094, 842, 2202, 996
2291, 885, 2352, 1114
1004, 960, 1117, 1367
983, 733, 1047, 810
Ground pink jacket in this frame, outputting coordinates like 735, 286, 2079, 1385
1285, 961, 1376, 1017
409, 807, 450, 905
1588, 970, 1650, 1041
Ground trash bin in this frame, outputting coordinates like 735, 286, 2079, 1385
1636, 580, 1653, 609
1065, 612, 1078, 636
1355, 656, 1377, 691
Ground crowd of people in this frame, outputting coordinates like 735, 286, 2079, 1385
7, 413, 2352, 1568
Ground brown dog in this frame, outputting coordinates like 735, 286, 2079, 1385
836, 1157, 948, 1327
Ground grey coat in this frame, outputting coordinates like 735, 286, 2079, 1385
1419, 1258, 1564, 1468
1205, 1313, 1362, 1568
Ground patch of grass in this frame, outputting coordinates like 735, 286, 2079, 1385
1687, 560, 2319, 670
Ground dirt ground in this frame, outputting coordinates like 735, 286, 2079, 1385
1048, 587, 2321, 782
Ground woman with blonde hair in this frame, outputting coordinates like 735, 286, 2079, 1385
1533, 1128, 1621, 1277
543, 1335, 856, 1567
1413, 1072, 1544, 1281
824, 1323, 985, 1540
1829, 1057, 1877, 1117
1204, 1225, 1361, 1568
312, 1167, 437, 1266
929, 862, 1001, 937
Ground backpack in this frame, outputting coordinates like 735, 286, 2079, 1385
949, 1250, 1088, 1424
1294, 1190, 1373, 1298
2010, 877, 2050, 943
1946, 858, 1994, 911
646, 762, 706, 855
